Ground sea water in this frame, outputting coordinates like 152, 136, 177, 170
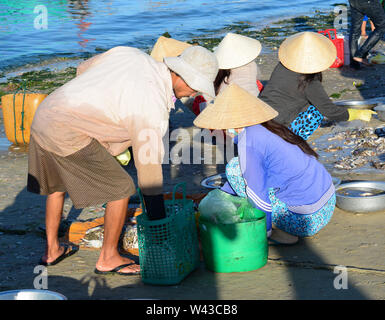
0, 0, 347, 72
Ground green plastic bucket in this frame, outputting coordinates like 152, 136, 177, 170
199, 209, 268, 273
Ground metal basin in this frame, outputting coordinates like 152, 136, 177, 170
334, 100, 377, 110
336, 181, 385, 212
0, 289, 67, 300
332, 177, 341, 188
200, 173, 226, 189
374, 104, 385, 122
201, 174, 342, 190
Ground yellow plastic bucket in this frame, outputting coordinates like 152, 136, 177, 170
1, 93, 47, 145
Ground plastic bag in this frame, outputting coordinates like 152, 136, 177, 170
198, 189, 260, 224
369, 53, 385, 65
116, 149, 131, 166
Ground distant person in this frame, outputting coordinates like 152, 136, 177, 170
260, 32, 376, 140
194, 84, 336, 245
213, 33, 262, 97
28, 45, 218, 275
349, 0, 385, 68
191, 33, 263, 116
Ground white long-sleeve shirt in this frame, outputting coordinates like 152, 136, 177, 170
193, 61, 260, 113
31, 46, 174, 194
218, 61, 260, 97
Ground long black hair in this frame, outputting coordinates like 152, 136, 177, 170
214, 69, 231, 95
298, 72, 322, 91
261, 119, 318, 158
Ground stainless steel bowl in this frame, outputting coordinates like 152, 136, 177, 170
334, 100, 378, 110
201, 174, 342, 190
201, 173, 226, 189
332, 177, 341, 188
0, 289, 67, 300
336, 181, 385, 212
374, 104, 385, 122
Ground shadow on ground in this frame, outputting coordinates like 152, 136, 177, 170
37, 230, 370, 300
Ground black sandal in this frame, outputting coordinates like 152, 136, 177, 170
94, 263, 141, 276
39, 244, 79, 266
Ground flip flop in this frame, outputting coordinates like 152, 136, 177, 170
94, 263, 141, 276
39, 244, 79, 266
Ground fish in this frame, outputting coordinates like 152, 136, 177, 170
121, 224, 139, 250
315, 127, 385, 171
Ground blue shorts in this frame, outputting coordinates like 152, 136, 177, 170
288, 105, 323, 140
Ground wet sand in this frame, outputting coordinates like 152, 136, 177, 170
0, 35, 385, 300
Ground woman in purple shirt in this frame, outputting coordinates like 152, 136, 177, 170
194, 84, 336, 245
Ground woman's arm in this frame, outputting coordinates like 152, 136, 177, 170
305, 80, 349, 121
361, 20, 368, 36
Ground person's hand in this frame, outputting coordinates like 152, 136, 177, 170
347, 108, 377, 122
115, 149, 131, 166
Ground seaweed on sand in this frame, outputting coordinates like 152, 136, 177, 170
187, 10, 338, 50
0, 67, 76, 97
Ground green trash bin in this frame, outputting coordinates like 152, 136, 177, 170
199, 208, 268, 273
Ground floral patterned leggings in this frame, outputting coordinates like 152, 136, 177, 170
269, 189, 335, 237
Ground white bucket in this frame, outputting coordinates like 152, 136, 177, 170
341, 35, 350, 66
0, 289, 67, 300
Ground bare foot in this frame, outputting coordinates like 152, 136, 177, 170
96, 254, 140, 274
353, 56, 372, 66
269, 228, 298, 245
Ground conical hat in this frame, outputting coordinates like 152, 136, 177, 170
150, 36, 192, 62
193, 84, 278, 130
278, 32, 337, 74
214, 33, 262, 69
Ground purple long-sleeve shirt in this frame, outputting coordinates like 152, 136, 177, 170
222, 125, 334, 216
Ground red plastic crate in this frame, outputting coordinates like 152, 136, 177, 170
318, 29, 344, 68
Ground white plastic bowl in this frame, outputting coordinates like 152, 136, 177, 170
200, 173, 227, 189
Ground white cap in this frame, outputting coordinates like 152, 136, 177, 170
164, 46, 219, 98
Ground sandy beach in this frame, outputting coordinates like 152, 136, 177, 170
1, 43, 385, 299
